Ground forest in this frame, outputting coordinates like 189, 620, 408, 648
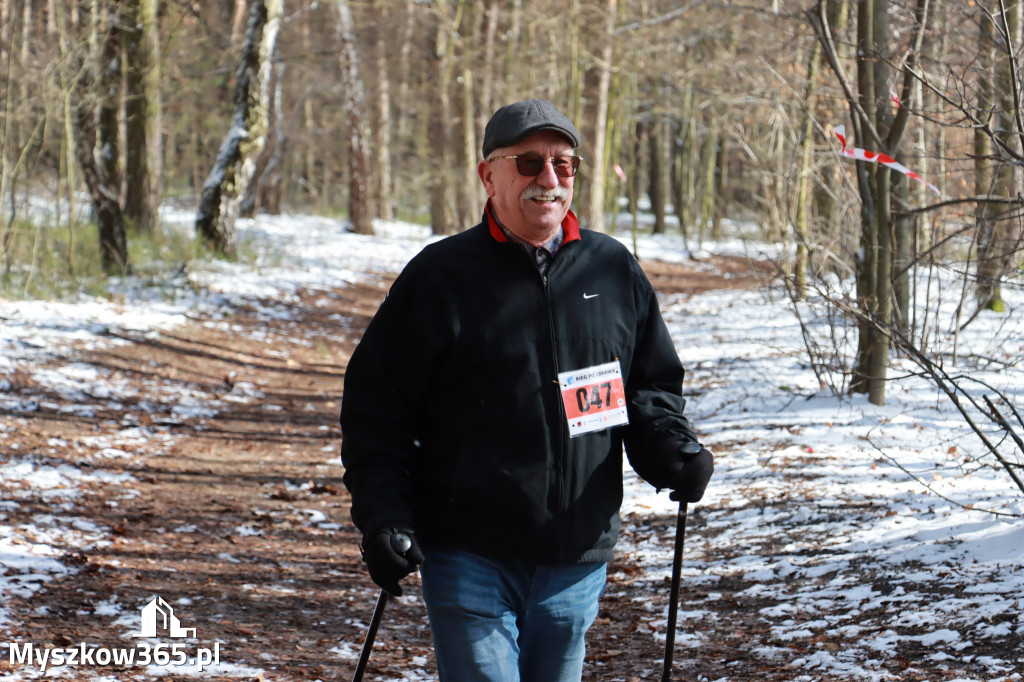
1, 0, 1023, 408
3, 3, 1024, 679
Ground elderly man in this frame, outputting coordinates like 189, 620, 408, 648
341, 98, 713, 682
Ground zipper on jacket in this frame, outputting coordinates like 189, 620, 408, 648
515, 242, 571, 564
541, 267, 570, 565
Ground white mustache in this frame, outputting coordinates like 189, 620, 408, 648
521, 185, 569, 201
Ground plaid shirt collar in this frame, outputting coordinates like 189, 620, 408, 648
484, 200, 581, 251
500, 220, 563, 257
485, 204, 572, 275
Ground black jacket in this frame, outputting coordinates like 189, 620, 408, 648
340, 208, 698, 565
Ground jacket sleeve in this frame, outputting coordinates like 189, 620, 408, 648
621, 265, 699, 488
339, 257, 450, 538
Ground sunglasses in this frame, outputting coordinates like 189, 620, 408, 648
487, 153, 583, 177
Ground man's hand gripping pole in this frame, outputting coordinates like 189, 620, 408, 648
352, 532, 413, 682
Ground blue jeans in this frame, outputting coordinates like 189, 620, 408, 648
419, 549, 607, 682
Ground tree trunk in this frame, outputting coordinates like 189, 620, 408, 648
630, 119, 648, 217
428, 0, 458, 235
866, 163, 894, 405
74, 100, 126, 275
673, 85, 698, 248
372, 0, 393, 221
649, 108, 669, 235
259, 59, 286, 215
195, 0, 282, 256
850, 0, 887, 399
240, 58, 286, 217
142, 0, 162, 212
976, 0, 1022, 313
892, 153, 912, 334
95, 0, 128, 272
62, 0, 128, 275
811, 0, 930, 404
975, 4, 998, 310
336, 0, 373, 235
301, 12, 319, 207
478, 0, 499, 131
504, 0, 523, 97
699, 121, 718, 243
794, 38, 823, 300
395, 0, 417, 146
456, 0, 482, 227
53, 0, 80, 275
712, 132, 728, 240
122, 0, 155, 232
578, 0, 616, 233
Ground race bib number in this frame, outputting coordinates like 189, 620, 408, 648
558, 360, 629, 438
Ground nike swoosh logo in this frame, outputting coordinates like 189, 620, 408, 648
583, 293, 599, 299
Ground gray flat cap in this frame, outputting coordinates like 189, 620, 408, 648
482, 99, 581, 159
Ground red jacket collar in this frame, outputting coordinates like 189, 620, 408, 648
484, 200, 581, 246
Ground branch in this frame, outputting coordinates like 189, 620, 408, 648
613, 0, 702, 36
903, 62, 1024, 164
893, 194, 1024, 217
805, 2, 885, 150
815, 289, 1024, 513
865, 437, 1017, 517
864, 308, 1024, 513
983, 396, 1024, 496
891, 222, 974, 280
886, 0, 931, 149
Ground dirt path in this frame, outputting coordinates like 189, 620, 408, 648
2, 255, 775, 681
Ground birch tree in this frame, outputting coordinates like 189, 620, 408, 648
195, 0, 283, 256
73, 0, 128, 273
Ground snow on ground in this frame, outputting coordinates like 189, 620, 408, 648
2, 208, 1024, 680
620, 281, 1024, 680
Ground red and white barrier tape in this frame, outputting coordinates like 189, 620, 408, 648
834, 125, 940, 197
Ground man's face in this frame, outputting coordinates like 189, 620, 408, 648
478, 130, 576, 244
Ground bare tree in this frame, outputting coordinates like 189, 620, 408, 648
427, 0, 458, 236
649, 97, 670, 235
371, 0, 394, 222
578, 0, 616, 233
809, 0, 933, 405
122, 0, 160, 232
77, 0, 128, 273
195, 0, 283, 256
975, 0, 1024, 313
336, 0, 372, 235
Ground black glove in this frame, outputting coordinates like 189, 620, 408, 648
664, 441, 714, 502
361, 528, 424, 596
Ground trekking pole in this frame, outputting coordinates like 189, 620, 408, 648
352, 589, 390, 682
661, 500, 689, 682
351, 533, 412, 682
